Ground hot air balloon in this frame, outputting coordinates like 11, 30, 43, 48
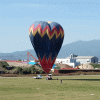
29, 21, 64, 73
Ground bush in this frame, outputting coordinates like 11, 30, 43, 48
22, 68, 28, 74
22, 68, 33, 74
17, 59, 22, 61
54, 66, 60, 69
22, 66, 37, 74
16, 67, 23, 74
40, 70, 45, 74
0, 63, 45, 74
30, 66, 36, 74
0, 61, 9, 68
90, 63, 100, 68
27, 68, 31, 73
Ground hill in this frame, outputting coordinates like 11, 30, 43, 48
0, 40, 100, 60
57, 40, 100, 58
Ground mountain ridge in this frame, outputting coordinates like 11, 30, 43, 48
0, 40, 100, 60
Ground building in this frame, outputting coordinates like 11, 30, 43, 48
67, 54, 98, 64
55, 57, 79, 68
74, 56, 98, 64
55, 54, 98, 68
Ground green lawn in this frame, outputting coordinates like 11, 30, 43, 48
0, 75, 100, 100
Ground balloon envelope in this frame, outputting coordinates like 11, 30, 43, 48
29, 21, 64, 73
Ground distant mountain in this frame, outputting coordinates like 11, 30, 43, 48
0, 49, 37, 60
58, 40, 100, 59
0, 40, 100, 60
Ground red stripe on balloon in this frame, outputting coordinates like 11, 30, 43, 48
38, 54, 56, 73
29, 24, 64, 36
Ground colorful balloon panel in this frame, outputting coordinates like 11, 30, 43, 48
29, 21, 64, 73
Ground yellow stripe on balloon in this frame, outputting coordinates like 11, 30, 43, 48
29, 26, 64, 40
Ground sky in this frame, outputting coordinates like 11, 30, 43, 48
0, 0, 100, 53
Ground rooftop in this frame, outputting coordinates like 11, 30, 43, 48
57, 56, 96, 59
75, 56, 95, 59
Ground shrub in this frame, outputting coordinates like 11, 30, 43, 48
16, 67, 23, 74
27, 68, 31, 73
0, 61, 9, 68
22, 68, 28, 74
40, 70, 45, 74
30, 66, 36, 74
90, 63, 100, 68
17, 59, 22, 61
54, 66, 60, 69
0, 63, 45, 74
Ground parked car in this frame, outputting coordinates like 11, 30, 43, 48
46, 74, 52, 80
34, 75, 42, 79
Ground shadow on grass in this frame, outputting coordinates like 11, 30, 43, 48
52, 79, 100, 81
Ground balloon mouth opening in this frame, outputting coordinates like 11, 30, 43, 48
46, 21, 52, 24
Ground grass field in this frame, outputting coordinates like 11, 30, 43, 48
0, 75, 100, 100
